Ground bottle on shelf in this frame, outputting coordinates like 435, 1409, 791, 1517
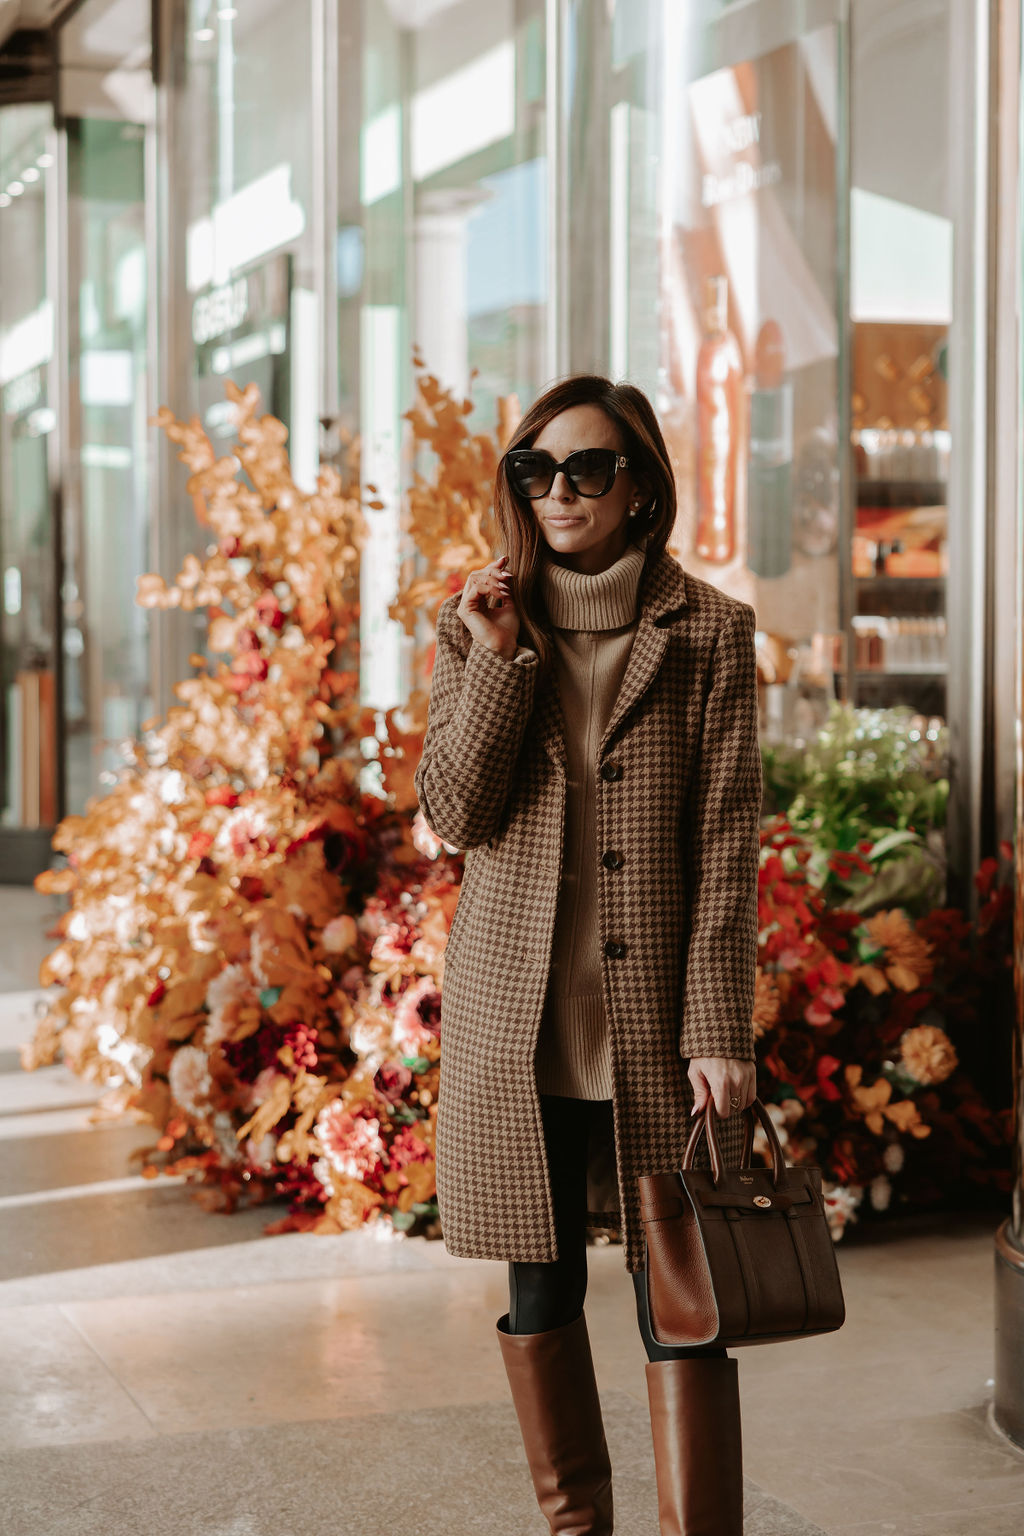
695, 274, 743, 564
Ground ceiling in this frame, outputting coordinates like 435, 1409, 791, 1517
1, 1, 68, 48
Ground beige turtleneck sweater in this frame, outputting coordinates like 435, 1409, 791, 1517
533, 538, 647, 1099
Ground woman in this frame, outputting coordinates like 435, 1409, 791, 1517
414, 374, 761, 1536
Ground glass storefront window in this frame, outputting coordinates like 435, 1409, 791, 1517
0, 102, 58, 835
849, 1, 952, 728
60, 0, 154, 815
342, 0, 549, 710
651, 2, 844, 746
180, 0, 317, 483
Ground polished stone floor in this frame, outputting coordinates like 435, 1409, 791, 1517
2, 886, 1023, 1534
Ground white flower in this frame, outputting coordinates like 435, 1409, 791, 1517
169, 1045, 213, 1115
349, 1011, 394, 1063
869, 1175, 892, 1212
245, 1133, 278, 1171
883, 1142, 905, 1174
212, 1109, 243, 1164
159, 769, 188, 805
95, 1022, 150, 1086
205, 964, 255, 1045
822, 1181, 864, 1242
312, 1155, 335, 1195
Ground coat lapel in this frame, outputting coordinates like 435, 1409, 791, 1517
536, 550, 688, 769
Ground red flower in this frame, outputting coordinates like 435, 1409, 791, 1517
254, 592, 285, 630
187, 831, 214, 860
205, 785, 239, 807
816, 1054, 842, 1101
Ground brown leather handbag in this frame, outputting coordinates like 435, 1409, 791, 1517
638, 1098, 846, 1348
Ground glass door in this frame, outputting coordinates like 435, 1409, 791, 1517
0, 101, 59, 874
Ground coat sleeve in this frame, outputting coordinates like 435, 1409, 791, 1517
679, 601, 762, 1062
414, 595, 540, 851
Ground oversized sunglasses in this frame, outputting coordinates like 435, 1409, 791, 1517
503, 447, 630, 499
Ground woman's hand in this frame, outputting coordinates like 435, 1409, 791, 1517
457, 555, 521, 657
687, 1056, 757, 1119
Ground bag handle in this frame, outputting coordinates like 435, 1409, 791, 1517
682, 1096, 788, 1188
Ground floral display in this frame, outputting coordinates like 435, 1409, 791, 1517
761, 702, 950, 915
22, 369, 1013, 1245
752, 816, 1012, 1238
22, 370, 503, 1236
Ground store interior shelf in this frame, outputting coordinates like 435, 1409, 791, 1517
855, 574, 946, 591
856, 479, 947, 507
854, 667, 947, 679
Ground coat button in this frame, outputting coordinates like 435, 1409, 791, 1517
603, 939, 627, 959
601, 761, 623, 782
602, 849, 624, 870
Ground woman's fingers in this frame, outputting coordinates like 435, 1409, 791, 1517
689, 1057, 757, 1118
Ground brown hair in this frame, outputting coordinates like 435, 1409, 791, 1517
494, 374, 676, 671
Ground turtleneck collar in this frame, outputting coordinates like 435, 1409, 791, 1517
540, 538, 646, 631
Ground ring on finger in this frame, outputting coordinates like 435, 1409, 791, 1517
729, 1095, 740, 1108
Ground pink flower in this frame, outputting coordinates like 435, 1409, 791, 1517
388, 1126, 433, 1170
374, 1061, 413, 1103
316, 1102, 384, 1179
372, 922, 413, 964
393, 975, 440, 1053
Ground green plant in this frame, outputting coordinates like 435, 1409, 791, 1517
761, 703, 949, 914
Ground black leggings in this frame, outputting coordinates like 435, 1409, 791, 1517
507, 1094, 726, 1363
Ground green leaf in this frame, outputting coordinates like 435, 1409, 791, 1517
390, 1209, 416, 1230
259, 986, 283, 1008
868, 828, 921, 861
401, 1055, 431, 1074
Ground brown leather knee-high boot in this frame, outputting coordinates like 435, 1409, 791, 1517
645, 1356, 743, 1535
496, 1312, 614, 1535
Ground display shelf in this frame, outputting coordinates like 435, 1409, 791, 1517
854, 667, 947, 679
856, 479, 947, 507
854, 575, 946, 591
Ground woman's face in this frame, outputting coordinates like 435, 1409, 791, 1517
527, 404, 641, 572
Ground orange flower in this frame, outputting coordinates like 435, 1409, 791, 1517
849, 963, 889, 996
752, 968, 781, 1038
862, 909, 933, 991
844, 1064, 892, 1133
900, 1023, 958, 1086
882, 1099, 931, 1138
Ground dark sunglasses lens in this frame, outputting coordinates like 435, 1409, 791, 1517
508, 453, 553, 497
567, 449, 616, 496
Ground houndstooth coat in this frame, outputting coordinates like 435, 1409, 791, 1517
414, 548, 761, 1272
